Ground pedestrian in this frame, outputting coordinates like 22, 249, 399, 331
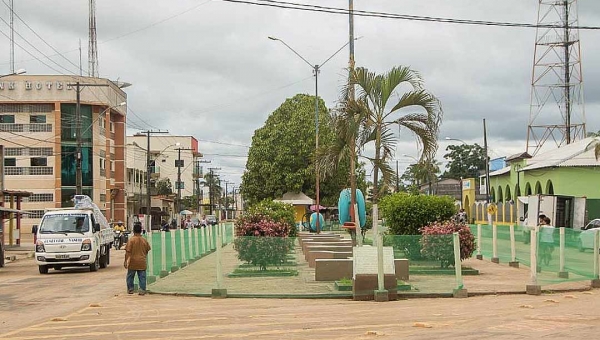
539, 216, 555, 265
31, 225, 38, 244
184, 215, 193, 229
124, 222, 151, 295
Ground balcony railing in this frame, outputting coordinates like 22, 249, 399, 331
0, 123, 52, 133
5, 166, 53, 176
100, 168, 106, 177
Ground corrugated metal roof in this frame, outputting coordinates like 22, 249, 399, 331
521, 137, 600, 171
481, 166, 511, 178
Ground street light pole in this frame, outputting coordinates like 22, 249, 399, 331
269, 36, 356, 233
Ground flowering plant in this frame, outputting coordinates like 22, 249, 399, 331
420, 221, 476, 268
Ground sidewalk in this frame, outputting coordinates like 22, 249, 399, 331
3, 245, 35, 264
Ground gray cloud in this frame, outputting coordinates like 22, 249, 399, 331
0, 0, 598, 185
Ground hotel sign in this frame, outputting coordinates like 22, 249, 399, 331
0, 81, 78, 91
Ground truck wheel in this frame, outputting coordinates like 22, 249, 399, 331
100, 244, 110, 268
90, 253, 99, 272
39, 265, 49, 274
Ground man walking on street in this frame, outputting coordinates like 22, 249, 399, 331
125, 222, 151, 295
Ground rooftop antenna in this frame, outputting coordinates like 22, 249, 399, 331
526, 0, 586, 155
88, 0, 98, 77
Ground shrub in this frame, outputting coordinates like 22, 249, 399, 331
379, 193, 457, 235
244, 200, 297, 237
419, 221, 476, 268
234, 215, 292, 270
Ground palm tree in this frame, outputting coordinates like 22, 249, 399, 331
351, 66, 442, 227
317, 88, 370, 242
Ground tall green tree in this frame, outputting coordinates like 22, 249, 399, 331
442, 144, 486, 181
351, 66, 443, 229
156, 178, 173, 195
242, 94, 348, 206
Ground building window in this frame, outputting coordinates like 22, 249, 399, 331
100, 194, 106, 202
0, 103, 53, 113
0, 115, 15, 123
29, 148, 53, 156
60, 104, 92, 142
30, 115, 46, 123
109, 121, 114, 132
4, 158, 15, 166
25, 193, 53, 202
5, 148, 22, 156
61, 145, 93, 186
30, 157, 47, 167
24, 210, 45, 219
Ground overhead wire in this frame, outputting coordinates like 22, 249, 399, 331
221, 0, 600, 30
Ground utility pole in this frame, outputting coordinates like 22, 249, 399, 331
175, 147, 193, 224
483, 119, 490, 204
68, 81, 109, 195
137, 130, 168, 232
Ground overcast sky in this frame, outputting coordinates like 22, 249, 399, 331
1, 0, 599, 187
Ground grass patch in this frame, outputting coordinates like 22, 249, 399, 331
409, 266, 479, 275
238, 261, 297, 268
228, 268, 299, 278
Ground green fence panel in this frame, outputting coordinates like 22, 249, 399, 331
151, 232, 162, 276
382, 234, 457, 294
174, 229, 183, 266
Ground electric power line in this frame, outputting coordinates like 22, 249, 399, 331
222, 0, 600, 30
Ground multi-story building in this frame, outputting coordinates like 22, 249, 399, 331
126, 135, 203, 222
0, 75, 127, 240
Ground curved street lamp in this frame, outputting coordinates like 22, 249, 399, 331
445, 137, 468, 145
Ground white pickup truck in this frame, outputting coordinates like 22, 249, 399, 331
35, 195, 113, 274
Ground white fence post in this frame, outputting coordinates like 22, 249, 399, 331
476, 224, 483, 260
180, 228, 187, 267
526, 226, 541, 295
453, 232, 467, 298
160, 231, 168, 277
188, 228, 194, 261
491, 224, 499, 263
171, 230, 178, 272
509, 224, 519, 268
558, 227, 568, 278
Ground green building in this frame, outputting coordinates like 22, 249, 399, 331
473, 137, 600, 225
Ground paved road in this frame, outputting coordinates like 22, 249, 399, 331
0, 248, 127, 334
2, 289, 600, 339
2, 247, 600, 339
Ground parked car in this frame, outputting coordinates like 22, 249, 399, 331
206, 215, 218, 226
578, 219, 600, 252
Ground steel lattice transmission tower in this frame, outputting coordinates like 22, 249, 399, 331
527, 0, 586, 156
88, 0, 99, 77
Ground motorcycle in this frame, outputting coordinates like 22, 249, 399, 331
113, 230, 123, 250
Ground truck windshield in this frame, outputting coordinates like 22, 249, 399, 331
39, 214, 89, 233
